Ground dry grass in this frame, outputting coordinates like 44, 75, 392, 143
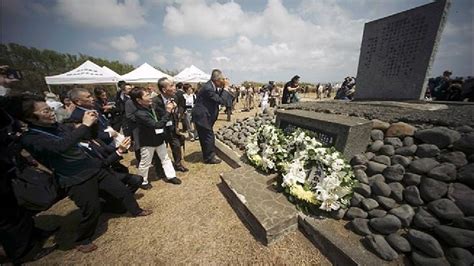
32, 101, 329, 265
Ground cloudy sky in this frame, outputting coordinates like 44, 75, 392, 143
1, 0, 472, 83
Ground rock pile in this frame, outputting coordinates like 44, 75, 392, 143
216, 112, 275, 151
345, 119, 474, 265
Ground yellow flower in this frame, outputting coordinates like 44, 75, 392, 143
251, 154, 262, 165
289, 184, 318, 204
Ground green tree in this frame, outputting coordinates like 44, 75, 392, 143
0, 43, 135, 94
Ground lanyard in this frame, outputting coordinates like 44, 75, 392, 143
29, 128, 62, 139
29, 128, 83, 149
150, 108, 158, 122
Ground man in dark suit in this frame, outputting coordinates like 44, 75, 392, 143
111, 81, 133, 132
69, 88, 118, 145
192, 69, 229, 164
174, 82, 186, 132
152, 78, 188, 172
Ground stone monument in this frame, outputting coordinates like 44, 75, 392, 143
355, 0, 450, 100
276, 109, 372, 160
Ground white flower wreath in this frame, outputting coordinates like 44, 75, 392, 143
246, 125, 357, 212
245, 125, 287, 172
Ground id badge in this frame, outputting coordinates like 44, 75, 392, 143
155, 129, 164, 134
166, 121, 173, 127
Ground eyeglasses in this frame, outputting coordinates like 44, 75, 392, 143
37, 108, 54, 114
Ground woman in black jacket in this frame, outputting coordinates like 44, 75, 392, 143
19, 95, 151, 253
129, 87, 181, 189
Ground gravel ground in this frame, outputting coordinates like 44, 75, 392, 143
283, 100, 474, 127
31, 101, 330, 265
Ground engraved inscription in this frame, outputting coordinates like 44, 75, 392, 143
279, 121, 337, 147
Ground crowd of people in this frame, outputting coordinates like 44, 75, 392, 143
0, 66, 234, 263
426, 70, 474, 102
3, 61, 471, 263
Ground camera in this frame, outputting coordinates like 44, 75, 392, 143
0, 67, 23, 80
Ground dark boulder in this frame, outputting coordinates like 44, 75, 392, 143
407, 229, 444, 258
364, 234, 399, 261
419, 177, 448, 202
414, 127, 461, 149
427, 199, 464, 221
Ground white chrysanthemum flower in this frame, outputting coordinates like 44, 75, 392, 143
282, 159, 306, 187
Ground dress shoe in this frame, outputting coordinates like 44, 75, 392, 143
205, 158, 222, 164
75, 243, 97, 253
34, 226, 60, 240
166, 177, 182, 185
15, 233, 59, 264
140, 183, 153, 190
16, 243, 58, 263
175, 165, 189, 172
135, 209, 153, 217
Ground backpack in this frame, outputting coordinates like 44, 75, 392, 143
11, 166, 59, 211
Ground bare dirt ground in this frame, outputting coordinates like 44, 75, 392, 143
32, 99, 330, 265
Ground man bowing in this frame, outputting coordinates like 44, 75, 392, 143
192, 69, 230, 164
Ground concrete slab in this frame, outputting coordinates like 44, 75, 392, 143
219, 166, 298, 245
215, 139, 244, 169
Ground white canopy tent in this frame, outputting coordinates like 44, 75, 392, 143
102, 66, 122, 79
173, 65, 210, 83
121, 63, 171, 83
44, 60, 121, 85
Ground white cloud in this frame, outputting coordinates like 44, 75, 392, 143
163, 0, 264, 39
55, 0, 146, 29
109, 34, 138, 51
203, 0, 366, 82
143, 0, 185, 6
153, 54, 168, 65
123, 51, 140, 63
89, 34, 141, 64
141, 45, 169, 66
172, 46, 204, 70
164, 0, 472, 82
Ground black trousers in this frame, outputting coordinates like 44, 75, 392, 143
120, 173, 143, 193
167, 133, 183, 166
98, 170, 142, 216
110, 165, 143, 194
195, 124, 216, 162
65, 176, 101, 246
65, 170, 142, 245
0, 188, 35, 262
